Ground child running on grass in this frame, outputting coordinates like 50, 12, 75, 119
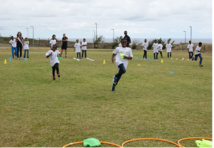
193, 42, 203, 67
74, 39, 81, 61
46, 44, 61, 80
111, 39, 133, 91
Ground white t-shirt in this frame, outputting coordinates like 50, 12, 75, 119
143, 42, 148, 51
74, 42, 81, 52
49, 39, 57, 47
24, 41, 29, 50
166, 43, 172, 52
158, 44, 163, 51
152, 43, 159, 53
45, 50, 60, 67
9, 39, 16, 47
113, 47, 133, 69
195, 46, 201, 55
82, 42, 87, 50
187, 44, 194, 52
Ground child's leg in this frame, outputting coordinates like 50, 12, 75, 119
85, 50, 87, 58
15, 47, 17, 57
189, 52, 191, 59
170, 52, 171, 58
27, 50, 29, 58
24, 50, 26, 58
52, 65, 56, 76
156, 52, 158, 59
76, 53, 78, 58
55, 63, 60, 77
143, 50, 145, 58
145, 51, 147, 59
160, 51, 163, 58
154, 53, 156, 59
82, 51, 84, 58
199, 54, 203, 65
114, 64, 126, 85
11, 47, 14, 58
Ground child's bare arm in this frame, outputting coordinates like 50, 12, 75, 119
112, 54, 116, 63
46, 52, 52, 58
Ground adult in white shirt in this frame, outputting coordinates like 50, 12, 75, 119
82, 38, 87, 58
158, 43, 163, 58
166, 40, 172, 58
46, 44, 61, 80
193, 42, 203, 67
49, 34, 57, 48
9, 36, 17, 58
23, 38, 30, 58
74, 39, 81, 60
142, 39, 148, 59
111, 39, 133, 91
152, 40, 159, 59
187, 40, 194, 60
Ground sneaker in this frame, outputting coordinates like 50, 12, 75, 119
111, 83, 116, 91
199, 65, 203, 67
57, 74, 60, 77
77, 59, 79, 61
53, 76, 55, 80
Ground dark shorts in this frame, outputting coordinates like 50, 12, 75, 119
61, 45, 67, 50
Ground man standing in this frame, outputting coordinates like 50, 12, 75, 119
123, 31, 131, 47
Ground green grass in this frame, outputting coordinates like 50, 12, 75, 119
0, 47, 212, 147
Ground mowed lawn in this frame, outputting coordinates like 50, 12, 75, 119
0, 47, 212, 147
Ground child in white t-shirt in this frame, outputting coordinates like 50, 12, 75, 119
74, 39, 81, 60
193, 42, 203, 67
111, 39, 133, 91
82, 38, 87, 58
158, 43, 163, 58
187, 40, 194, 60
23, 38, 29, 58
49, 34, 57, 48
46, 44, 61, 80
143, 39, 148, 59
9, 36, 17, 58
152, 40, 159, 59
166, 40, 172, 58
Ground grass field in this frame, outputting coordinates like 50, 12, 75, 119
0, 47, 212, 147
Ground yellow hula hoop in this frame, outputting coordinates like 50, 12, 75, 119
177, 137, 212, 147
63, 141, 121, 147
122, 138, 181, 147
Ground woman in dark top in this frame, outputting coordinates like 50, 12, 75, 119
61, 33, 68, 58
16, 32, 24, 59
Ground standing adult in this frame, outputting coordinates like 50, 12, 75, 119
61, 33, 68, 58
16, 32, 23, 60
187, 41, 194, 60
123, 31, 131, 47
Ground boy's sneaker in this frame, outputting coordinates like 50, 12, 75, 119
53, 76, 55, 80
199, 64, 203, 67
111, 83, 116, 91
57, 74, 60, 77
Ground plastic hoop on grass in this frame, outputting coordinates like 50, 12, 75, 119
63, 141, 121, 147
177, 137, 212, 147
122, 138, 181, 147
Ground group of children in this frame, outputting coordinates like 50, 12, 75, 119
49, 34, 88, 61
9, 32, 30, 59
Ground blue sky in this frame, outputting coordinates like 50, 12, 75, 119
0, 0, 212, 40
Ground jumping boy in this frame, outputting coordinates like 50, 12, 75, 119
143, 39, 148, 59
193, 42, 203, 67
111, 39, 133, 91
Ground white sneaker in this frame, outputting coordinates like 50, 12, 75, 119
77, 59, 79, 61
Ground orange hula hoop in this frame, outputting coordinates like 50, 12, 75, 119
122, 138, 181, 147
63, 141, 121, 147
177, 137, 212, 147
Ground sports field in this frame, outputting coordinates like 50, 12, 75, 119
0, 47, 212, 147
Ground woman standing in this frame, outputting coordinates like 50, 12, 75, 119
16, 32, 23, 60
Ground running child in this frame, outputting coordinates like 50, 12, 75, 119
9, 36, 17, 58
111, 39, 133, 91
193, 42, 203, 67
142, 39, 148, 59
158, 42, 163, 58
74, 39, 81, 60
49, 34, 57, 48
82, 38, 87, 58
152, 40, 159, 59
166, 40, 172, 58
23, 38, 29, 58
61, 33, 68, 58
187, 41, 194, 60
46, 44, 61, 80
